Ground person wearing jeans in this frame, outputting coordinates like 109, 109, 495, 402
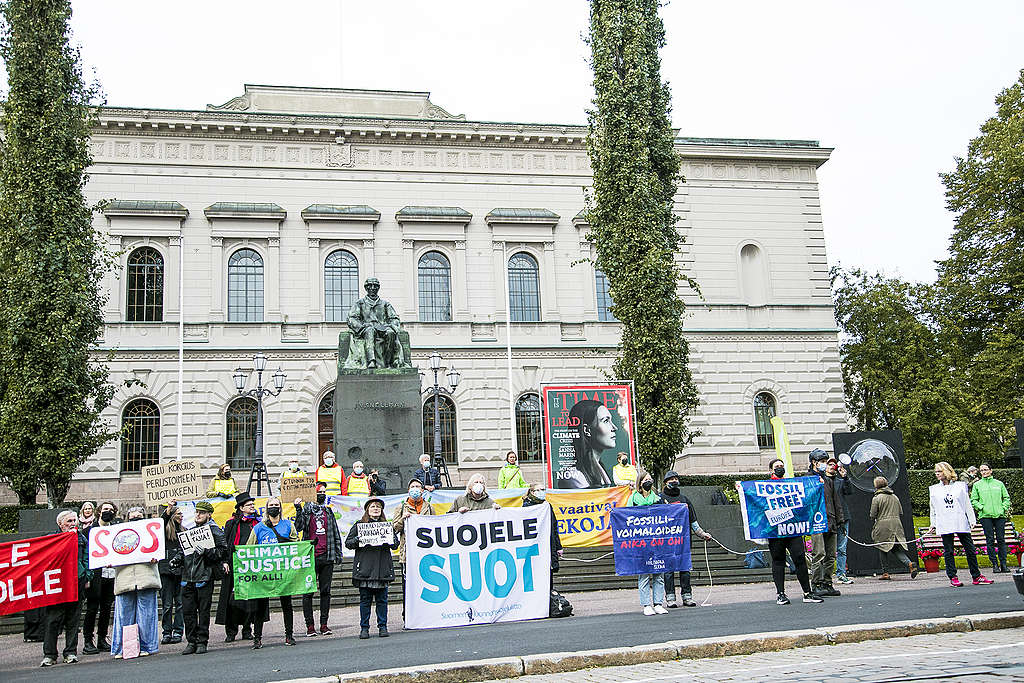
629, 472, 668, 615
345, 497, 399, 639
929, 461, 992, 587
830, 461, 853, 583
970, 463, 1012, 573
294, 482, 343, 636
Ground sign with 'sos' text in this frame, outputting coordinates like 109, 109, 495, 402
610, 504, 691, 576
737, 476, 829, 540
141, 460, 202, 507
89, 518, 165, 569
233, 541, 317, 600
405, 505, 551, 630
0, 533, 80, 615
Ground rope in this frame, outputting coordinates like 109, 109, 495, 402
559, 551, 613, 563
700, 538, 713, 606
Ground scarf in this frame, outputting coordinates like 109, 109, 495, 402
406, 498, 425, 514
234, 515, 258, 544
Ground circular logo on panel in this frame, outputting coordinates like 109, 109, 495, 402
112, 529, 141, 555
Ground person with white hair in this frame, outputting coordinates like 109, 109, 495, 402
345, 460, 386, 498
315, 451, 345, 496
414, 453, 443, 491
41, 510, 92, 667
448, 474, 501, 513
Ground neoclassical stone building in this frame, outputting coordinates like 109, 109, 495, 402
10, 84, 847, 502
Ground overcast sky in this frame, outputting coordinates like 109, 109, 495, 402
47, 2, 1022, 282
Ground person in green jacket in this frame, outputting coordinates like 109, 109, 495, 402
628, 472, 669, 616
970, 463, 1012, 572
497, 450, 528, 489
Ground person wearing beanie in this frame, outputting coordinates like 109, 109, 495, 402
345, 497, 399, 639
180, 500, 227, 655
216, 492, 259, 642
807, 449, 841, 598
391, 478, 436, 623
293, 482, 342, 636
660, 471, 712, 608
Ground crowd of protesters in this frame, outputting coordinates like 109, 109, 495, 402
31, 448, 1011, 667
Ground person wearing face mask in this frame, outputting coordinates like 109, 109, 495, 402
807, 449, 841, 598
216, 492, 259, 642
345, 460, 387, 498
449, 474, 502, 513
206, 464, 239, 499
40, 510, 92, 667
316, 451, 346, 497
244, 497, 298, 648
180, 501, 228, 655
628, 472, 668, 615
612, 453, 638, 488
660, 472, 712, 608
281, 458, 307, 483
158, 503, 185, 644
970, 462, 1011, 573
345, 497, 400, 639
414, 453, 443, 491
294, 482, 342, 636
82, 501, 120, 655
522, 484, 563, 587
497, 450, 528, 489
110, 506, 162, 658
391, 478, 436, 622
760, 459, 821, 605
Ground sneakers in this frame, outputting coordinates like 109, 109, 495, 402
284, 636, 296, 646
909, 563, 919, 579
181, 643, 196, 655
817, 586, 841, 597
653, 604, 669, 614
665, 598, 678, 608
319, 624, 332, 636
642, 605, 656, 616
195, 644, 207, 654
802, 592, 824, 603
139, 651, 150, 657
973, 575, 993, 585
950, 577, 964, 587
359, 627, 370, 639
305, 625, 318, 637
63, 654, 78, 664
681, 595, 697, 607
40, 657, 55, 667
776, 592, 791, 605
835, 574, 854, 585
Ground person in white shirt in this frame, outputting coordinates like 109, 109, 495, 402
928, 461, 992, 588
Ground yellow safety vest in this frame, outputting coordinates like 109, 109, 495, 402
212, 477, 238, 496
282, 470, 306, 479
316, 465, 344, 496
346, 474, 370, 498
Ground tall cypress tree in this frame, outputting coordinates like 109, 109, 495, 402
0, 0, 115, 505
586, 0, 699, 479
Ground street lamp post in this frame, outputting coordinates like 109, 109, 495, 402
424, 350, 460, 487
233, 352, 286, 496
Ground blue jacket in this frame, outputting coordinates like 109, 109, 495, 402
414, 465, 443, 488
250, 518, 295, 544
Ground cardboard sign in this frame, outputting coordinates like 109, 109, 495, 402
178, 525, 215, 556
0, 533, 79, 615
280, 474, 317, 503
89, 519, 166, 569
356, 521, 394, 547
141, 460, 202, 507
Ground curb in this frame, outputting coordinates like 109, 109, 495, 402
269, 611, 1024, 683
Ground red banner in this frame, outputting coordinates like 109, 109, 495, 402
0, 533, 79, 615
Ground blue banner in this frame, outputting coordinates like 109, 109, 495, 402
738, 476, 829, 540
609, 504, 691, 576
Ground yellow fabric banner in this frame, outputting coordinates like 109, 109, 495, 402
546, 486, 633, 547
770, 416, 794, 477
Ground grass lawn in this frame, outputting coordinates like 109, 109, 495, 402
911, 515, 1023, 570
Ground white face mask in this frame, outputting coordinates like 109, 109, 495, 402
324, 457, 335, 466
471, 483, 485, 496
354, 466, 364, 475
289, 463, 298, 471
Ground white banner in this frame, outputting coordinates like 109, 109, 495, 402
89, 519, 166, 569
405, 505, 551, 630
178, 525, 215, 556
357, 521, 395, 546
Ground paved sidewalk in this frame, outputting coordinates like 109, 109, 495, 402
485, 629, 1024, 682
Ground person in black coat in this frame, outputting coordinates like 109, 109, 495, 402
522, 485, 562, 583
216, 492, 259, 641
660, 471, 712, 607
807, 449, 842, 597
345, 497, 399, 639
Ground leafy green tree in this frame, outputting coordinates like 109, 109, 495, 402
935, 68, 1024, 457
585, 0, 699, 479
0, 0, 116, 505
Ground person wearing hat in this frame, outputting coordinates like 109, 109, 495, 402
391, 477, 436, 622
807, 449, 842, 597
294, 482, 342, 637
180, 501, 227, 655
345, 497, 399, 639
660, 471, 712, 608
216, 492, 259, 641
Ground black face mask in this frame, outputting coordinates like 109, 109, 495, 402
665, 483, 679, 493
267, 507, 281, 517
773, 467, 786, 477
315, 493, 326, 505
640, 480, 653, 491
100, 510, 115, 523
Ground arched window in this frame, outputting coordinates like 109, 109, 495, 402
753, 392, 777, 449
422, 395, 458, 465
515, 393, 543, 462
121, 398, 160, 472
595, 269, 617, 322
508, 252, 540, 322
418, 251, 452, 322
318, 390, 334, 464
740, 243, 768, 306
324, 250, 358, 322
126, 247, 164, 322
228, 248, 264, 322
226, 397, 258, 470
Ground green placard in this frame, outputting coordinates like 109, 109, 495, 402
232, 541, 317, 600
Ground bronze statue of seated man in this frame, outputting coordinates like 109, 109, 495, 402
344, 278, 408, 369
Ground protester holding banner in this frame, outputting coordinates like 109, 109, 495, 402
807, 449, 842, 598
414, 453, 443, 491
497, 450, 528, 489
612, 453, 637, 488
345, 497, 399, 639
316, 451, 346, 496
217, 493, 258, 641
522, 484, 563, 584
870, 476, 918, 580
78, 501, 96, 531
239, 497, 299, 648
110, 507, 162, 658
449, 473, 501, 513
391, 477, 436, 620
294, 482, 342, 637
929, 461, 992, 587
40, 510, 92, 667
206, 464, 239, 499
660, 472, 712, 608
82, 501, 120, 655
626, 472, 668, 615
180, 501, 227, 655
158, 504, 185, 644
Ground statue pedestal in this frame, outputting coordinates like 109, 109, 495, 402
333, 370, 422, 492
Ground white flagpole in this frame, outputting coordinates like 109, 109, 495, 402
504, 244, 515, 442
176, 235, 184, 460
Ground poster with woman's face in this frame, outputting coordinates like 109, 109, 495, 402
541, 383, 637, 489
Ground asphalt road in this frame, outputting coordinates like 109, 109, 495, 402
6, 585, 1022, 683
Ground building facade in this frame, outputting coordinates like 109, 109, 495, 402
8, 85, 846, 503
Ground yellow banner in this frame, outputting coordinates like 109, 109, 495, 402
546, 486, 633, 547
770, 416, 794, 477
